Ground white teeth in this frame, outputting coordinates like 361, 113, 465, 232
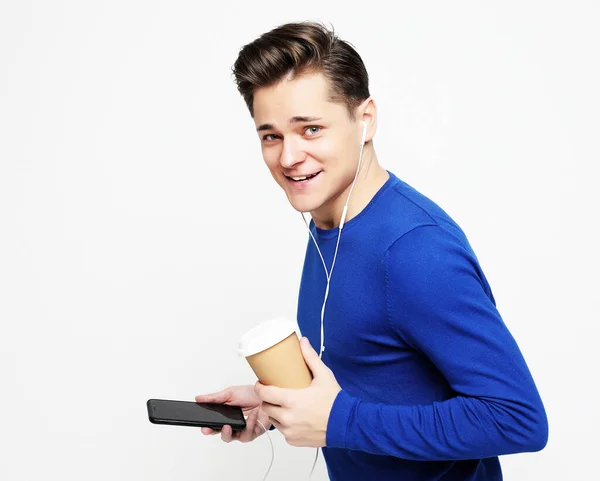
288, 172, 320, 181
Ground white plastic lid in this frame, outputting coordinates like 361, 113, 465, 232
237, 317, 299, 357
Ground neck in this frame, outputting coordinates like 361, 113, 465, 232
311, 144, 389, 230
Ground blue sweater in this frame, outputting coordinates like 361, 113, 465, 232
297, 171, 548, 481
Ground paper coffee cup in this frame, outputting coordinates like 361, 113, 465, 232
237, 317, 313, 388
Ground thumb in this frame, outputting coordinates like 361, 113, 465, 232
300, 337, 328, 377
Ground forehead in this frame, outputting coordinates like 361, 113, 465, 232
253, 71, 343, 122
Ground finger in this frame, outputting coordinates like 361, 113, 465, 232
221, 424, 233, 443
201, 427, 213, 435
300, 337, 323, 378
239, 410, 257, 443
195, 388, 230, 404
262, 404, 286, 426
268, 416, 282, 431
255, 382, 289, 407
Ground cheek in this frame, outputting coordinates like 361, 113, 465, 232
262, 146, 281, 170
306, 143, 336, 166
319, 145, 351, 170
318, 135, 355, 163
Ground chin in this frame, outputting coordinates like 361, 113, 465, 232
285, 192, 324, 214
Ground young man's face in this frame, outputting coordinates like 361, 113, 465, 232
253, 71, 364, 218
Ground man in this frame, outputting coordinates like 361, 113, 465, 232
196, 21, 548, 481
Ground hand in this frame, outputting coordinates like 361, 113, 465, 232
195, 385, 271, 443
254, 337, 342, 448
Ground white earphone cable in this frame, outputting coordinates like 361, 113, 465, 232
302, 123, 367, 358
302, 213, 330, 279
256, 420, 274, 481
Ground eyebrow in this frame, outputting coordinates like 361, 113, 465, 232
256, 116, 323, 132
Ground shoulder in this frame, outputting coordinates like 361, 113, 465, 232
382, 176, 481, 282
383, 222, 490, 311
378, 173, 473, 256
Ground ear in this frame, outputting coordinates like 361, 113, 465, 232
357, 97, 377, 143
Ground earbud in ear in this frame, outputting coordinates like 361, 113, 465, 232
361, 121, 367, 145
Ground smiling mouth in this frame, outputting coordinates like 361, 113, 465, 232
285, 171, 322, 182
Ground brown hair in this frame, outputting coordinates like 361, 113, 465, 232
232, 21, 370, 119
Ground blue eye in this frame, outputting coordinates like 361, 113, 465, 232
305, 126, 321, 136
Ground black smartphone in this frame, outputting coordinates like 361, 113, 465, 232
147, 399, 246, 431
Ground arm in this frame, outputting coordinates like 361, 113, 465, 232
326, 225, 548, 460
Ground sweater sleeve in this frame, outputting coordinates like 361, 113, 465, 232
325, 224, 548, 460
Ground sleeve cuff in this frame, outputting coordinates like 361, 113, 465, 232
326, 389, 358, 448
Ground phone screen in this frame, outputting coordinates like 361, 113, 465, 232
148, 399, 245, 428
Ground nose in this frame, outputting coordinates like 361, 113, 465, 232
279, 136, 306, 169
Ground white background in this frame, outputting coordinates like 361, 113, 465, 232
1, 1, 598, 480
